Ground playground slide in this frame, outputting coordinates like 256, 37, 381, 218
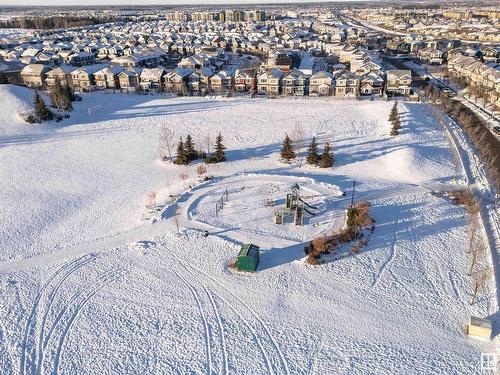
298, 198, 318, 210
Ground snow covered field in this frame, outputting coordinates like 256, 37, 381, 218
0, 85, 497, 374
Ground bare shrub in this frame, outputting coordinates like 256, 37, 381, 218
351, 239, 367, 254
146, 191, 157, 208
228, 257, 238, 270
306, 255, 320, 265
468, 236, 487, 276
448, 190, 479, 214
196, 165, 207, 177
470, 267, 494, 305
347, 201, 372, 230
310, 237, 329, 253
159, 126, 175, 161
290, 122, 305, 165
335, 228, 356, 244
179, 172, 189, 189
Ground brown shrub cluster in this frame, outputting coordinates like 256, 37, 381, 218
448, 190, 479, 215
306, 201, 373, 265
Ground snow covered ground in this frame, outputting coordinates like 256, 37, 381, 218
0, 85, 498, 374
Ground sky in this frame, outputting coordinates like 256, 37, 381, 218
0, 0, 350, 5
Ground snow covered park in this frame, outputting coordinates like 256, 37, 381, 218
0, 85, 498, 374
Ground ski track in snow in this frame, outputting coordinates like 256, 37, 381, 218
172, 256, 274, 375
206, 289, 229, 375
20, 255, 96, 375
35, 255, 97, 374
18, 252, 123, 375
170, 268, 213, 375
307, 335, 324, 375
51, 267, 125, 375
166, 250, 290, 375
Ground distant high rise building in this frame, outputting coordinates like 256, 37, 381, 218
234, 11, 243, 22
244, 10, 256, 22
224, 10, 234, 22
256, 11, 266, 22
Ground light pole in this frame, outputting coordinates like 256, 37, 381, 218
350, 181, 356, 209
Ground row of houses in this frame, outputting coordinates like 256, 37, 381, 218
447, 51, 500, 108
18, 62, 412, 97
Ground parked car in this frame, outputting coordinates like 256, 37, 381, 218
493, 126, 500, 135
443, 89, 455, 98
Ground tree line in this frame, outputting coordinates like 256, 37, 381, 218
25, 80, 76, 123
422, 82, 500, 191
170, 132, 226, 165
281, 133, 333, 168
0, 16, 128, 30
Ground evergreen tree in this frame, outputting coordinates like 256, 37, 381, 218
390, 125, 399, 136
280, 133, 296, 162
306, 136, 320, 165
389, 100, 398, 123
213, 132, 226, 162
184, 134, 197, 162
33, 90, 53, 121
393, 116, 401, 130
174, 137, 188, 165
319, 142, 333, 168
389, 100, 401, 135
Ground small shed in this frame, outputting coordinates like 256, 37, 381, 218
467, 316, 492, 339
237, 244, 260, 272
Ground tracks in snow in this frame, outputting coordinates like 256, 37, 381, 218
158, 248, 290, 375
371, 212, 400, 288
19, 254, 124, 375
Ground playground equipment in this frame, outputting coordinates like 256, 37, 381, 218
278, 183, 318, 226
215, 189, 229, 217
275, 211, 284, 224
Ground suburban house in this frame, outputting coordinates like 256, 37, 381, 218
70, 66, 101, 92
309, 71, 334, 96
67, 51, 96, 66
187, 68, 213, 95
111, 52, 162, 68
334, 71, 359, 97
178, 53, 214, 70
21, 64, 50, 88
0, 60, 23, 85
417, 48, 445, 65
118, 69, 141, 92
282, 68, 307, 96
93, 66, 123, 90
386, 70, 412, 96
360, 71, 384, 96
257, 68, 283, 96
209, 70, 233, 94
481, 46, 500, 63
45, 65, 76, 88
139, 67, 166, 92
164, 67, 193, 94
234, 68, 256, 92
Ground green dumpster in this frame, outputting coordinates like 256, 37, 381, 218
237, 244, 260, 272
